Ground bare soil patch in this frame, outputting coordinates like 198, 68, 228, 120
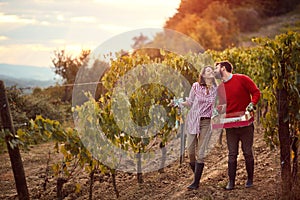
0, 125, 283, 199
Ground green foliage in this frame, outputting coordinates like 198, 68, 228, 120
6, 86, 28, 126
7, 86, 68, 123
41, 85, 67, 104
23, 95, 61, 121
95, 54, 177, 155
254, 31, 300, 140
19, 115, 108, 186
51, 49, 90, 102
0, 129, 23, 153
70, 51, 214, 172
52, 49, 90, 84
0, 85, 72, 153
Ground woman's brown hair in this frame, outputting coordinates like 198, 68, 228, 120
198, 66, 217, 86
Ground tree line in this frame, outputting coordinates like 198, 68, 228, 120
164, 0, 300, 50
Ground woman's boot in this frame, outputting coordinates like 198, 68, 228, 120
187, 162, 204, 190
189, 162, 195, 172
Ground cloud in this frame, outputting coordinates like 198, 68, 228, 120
94, 0, 178, 9
0, 0, 180, 67
51, 39, 67, 44
70, 16, 97, 23
0, 13, 36, 24
98, 24, 132, 34
0, 44, 54, 66
0, 42, 95, 66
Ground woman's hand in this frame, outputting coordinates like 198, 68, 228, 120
180, 101, 189, 107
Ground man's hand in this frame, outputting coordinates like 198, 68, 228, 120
246, 102, 256, 112
216, 104, 226, 114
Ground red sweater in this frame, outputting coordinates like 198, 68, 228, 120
218, 74, 260, 117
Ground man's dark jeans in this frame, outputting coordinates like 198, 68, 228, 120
225, 124, 254, 163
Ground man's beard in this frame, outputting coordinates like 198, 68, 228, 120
214, 69, 222, 79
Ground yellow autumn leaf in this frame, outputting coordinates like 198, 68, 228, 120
75, 183, 81, 193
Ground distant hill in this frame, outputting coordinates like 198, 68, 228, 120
239, 4, 300, 47
0, 63, 58, 81
0, 74, 57, 88
0, 63, 61, 90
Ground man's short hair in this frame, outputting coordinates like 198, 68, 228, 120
216, 61, 233, 73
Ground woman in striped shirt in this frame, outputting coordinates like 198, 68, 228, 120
181, 65, 217, 190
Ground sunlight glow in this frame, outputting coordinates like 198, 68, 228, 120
0, 35, 8, 40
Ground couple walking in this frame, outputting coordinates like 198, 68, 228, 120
180, 61, 261, 190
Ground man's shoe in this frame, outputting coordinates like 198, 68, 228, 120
245, 179, 253, 188
225, 180, 235, 190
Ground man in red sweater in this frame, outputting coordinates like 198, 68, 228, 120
214, 61, 260, 190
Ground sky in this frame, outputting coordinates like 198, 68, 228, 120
0, 0, 181, 68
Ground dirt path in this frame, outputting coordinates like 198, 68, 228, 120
0, 125, 283, 199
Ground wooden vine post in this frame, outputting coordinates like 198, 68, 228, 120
0, 80, 29, 200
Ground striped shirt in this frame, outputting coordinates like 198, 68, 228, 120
185, 82, 217, 135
